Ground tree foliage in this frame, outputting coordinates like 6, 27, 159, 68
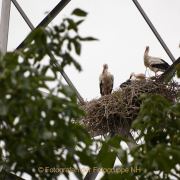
102, 93, 180, 180
0, 9, 97, 180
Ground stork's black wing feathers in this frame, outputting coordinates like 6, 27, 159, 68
160, 59, 170, 68
110, 75, 114, 93
120, 79, 131, 88
100, 81, 103, 96
151, 59, 170, 70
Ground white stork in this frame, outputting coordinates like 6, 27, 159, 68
144, 46, 170, 76
120, 73, 145, 89
129, 72, 146, 80
99, 64, 114, 96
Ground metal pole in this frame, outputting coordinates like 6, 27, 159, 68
0, 0, 11, 53
37, 0, 71, 28
48, 52, 85, 104
159, 56, 180, 82
11, 0, 34, 30
16, 0, 71, 50
132, 0, 176, 63
84, 171, 99, 180
61, 69, 85, 104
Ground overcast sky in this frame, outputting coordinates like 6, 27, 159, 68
0, 1, 180, 179
1, 0, 180, 100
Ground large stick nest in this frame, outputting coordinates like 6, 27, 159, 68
81, 79, 179, 137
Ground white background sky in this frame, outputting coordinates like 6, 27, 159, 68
0, 0, 180, 100
0, 1, 180, 179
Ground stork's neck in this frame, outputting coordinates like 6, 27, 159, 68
103, 68, 108, 74
144, 49, 150, 66
144, 49, 149, 59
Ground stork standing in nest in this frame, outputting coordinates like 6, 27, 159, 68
99, 64, 114, 96
144, 46, 170, 76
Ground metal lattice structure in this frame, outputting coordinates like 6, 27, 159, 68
0, 0, 85, 104
0, 0, 176, 104
0, 0, 177, 180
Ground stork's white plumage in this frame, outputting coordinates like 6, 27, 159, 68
129, 72, 146, 80
144, 46, 170, 76
99, 64, 114, 96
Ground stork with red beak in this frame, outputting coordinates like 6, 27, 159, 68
144, 46, 170, 76
99, 64, 114, 96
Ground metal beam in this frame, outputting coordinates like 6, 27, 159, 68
13, 0, 84, 104
11, 0, 34, 30
48, 52, 85, 105
0, 0, 11, 53
159, 56, 180, 82
132, 0, 176, 63
84, 171, 99, 180
16, 0, 71, 50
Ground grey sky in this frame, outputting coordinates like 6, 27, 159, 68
1, 0, 180, 101
0, 1, 180, 179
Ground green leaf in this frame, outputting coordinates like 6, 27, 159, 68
62, 85, 75, 97
66, 18, 78, 32
72, 40, 81, 55
76, 151, 94, 167
67, 41, 72, 51
72, 60, 82, 71
0, 100, 8, 116
72, 8, 88, 17
97, 143, 116, 168
76, 20, 85, 26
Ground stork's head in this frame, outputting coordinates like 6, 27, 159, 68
145, 46, 150, 53
129, 72, 135, 79
103, 64, 108, 70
